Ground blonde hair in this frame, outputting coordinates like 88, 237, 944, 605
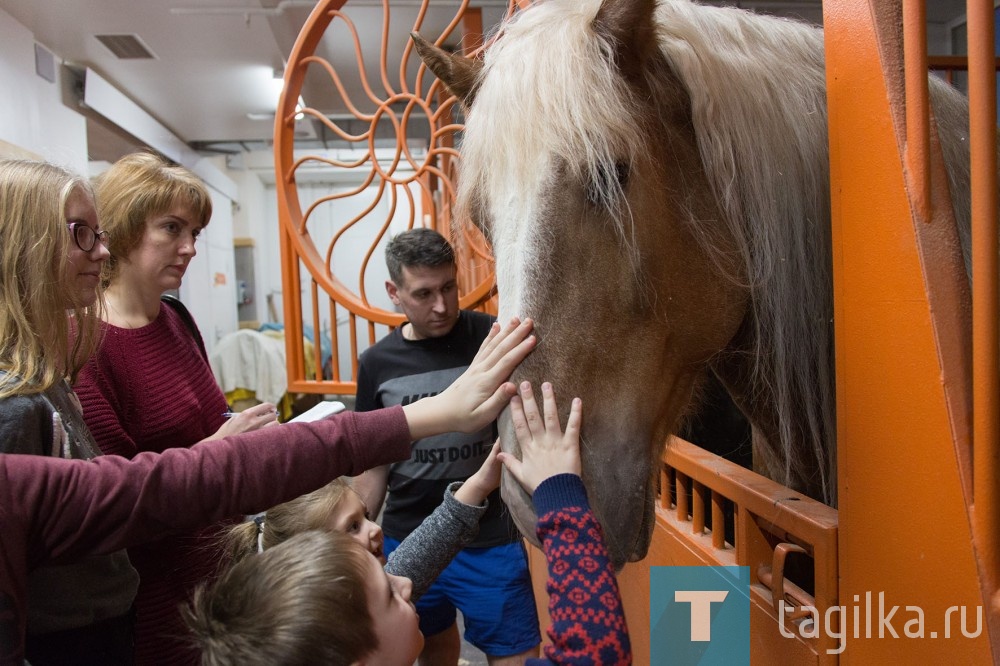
94, 151, 213, 286
225, 478, 354, 563
0, 160, 104, 397
185, 530, 377, 666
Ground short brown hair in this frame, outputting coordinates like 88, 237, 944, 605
385, 228, 455, 284
184, 531, 376, 665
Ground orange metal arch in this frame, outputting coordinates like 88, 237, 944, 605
274, 0, 510, 393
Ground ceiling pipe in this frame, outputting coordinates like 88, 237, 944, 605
169, 0, 511, 15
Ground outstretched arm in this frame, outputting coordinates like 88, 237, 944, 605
385, 442, 501, 599
500, 382, 631, 666
0, 408, 414, 664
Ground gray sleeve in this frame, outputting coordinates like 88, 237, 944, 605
385, 481, 487, 600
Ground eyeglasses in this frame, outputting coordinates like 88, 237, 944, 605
66, 222, 110, 252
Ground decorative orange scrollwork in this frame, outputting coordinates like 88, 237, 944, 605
274, 0, 527, 393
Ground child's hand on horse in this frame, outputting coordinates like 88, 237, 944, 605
455, 440, 502, 506
499, 381, 582, 495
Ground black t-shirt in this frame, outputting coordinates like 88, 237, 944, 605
356, 310, 519, 546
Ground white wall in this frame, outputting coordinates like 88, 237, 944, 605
0, 7, 86, 169
230, 166, 272, 321
179, 183, 238, 356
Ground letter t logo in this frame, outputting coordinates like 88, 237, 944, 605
675, 590, 729, 641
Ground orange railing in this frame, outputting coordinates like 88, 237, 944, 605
660, 439, 839, 661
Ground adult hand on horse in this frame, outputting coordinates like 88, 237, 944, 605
403, 317, 535, 440
499, 381, 583, 495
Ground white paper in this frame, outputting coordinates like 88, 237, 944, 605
289, 400, 347, 423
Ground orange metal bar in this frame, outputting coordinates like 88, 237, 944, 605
968, 0, 1000, 627
711, 492, 725, 550
329, 299, 341, 383
691, 481, 706, 534
675, 472, 689, 522
349, 311, 359, 383
903, 0, 930, 221
824, 0, 993, 661
310, 281, 322, 381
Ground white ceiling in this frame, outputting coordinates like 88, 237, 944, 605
0, 0, 971, 163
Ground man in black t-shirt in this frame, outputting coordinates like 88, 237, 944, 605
354, 229, 540, 666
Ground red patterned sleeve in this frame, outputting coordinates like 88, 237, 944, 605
528, 474, 631, 666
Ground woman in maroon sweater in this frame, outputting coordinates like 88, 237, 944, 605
75, 151, 282, 664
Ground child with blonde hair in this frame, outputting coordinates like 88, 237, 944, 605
224, 442, 506, 600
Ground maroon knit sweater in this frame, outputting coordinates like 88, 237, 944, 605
0, 407, 411, 666
75, 305, 233, 665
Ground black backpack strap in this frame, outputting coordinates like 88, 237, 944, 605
160, 294, 208, 361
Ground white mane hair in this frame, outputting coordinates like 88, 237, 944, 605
459, 0, 650, 266
654, 1, 836, 502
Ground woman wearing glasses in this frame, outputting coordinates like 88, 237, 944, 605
0, 159, 140, 664
73, 152, 277, 664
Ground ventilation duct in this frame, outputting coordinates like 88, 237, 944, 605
94, 34, 156, 60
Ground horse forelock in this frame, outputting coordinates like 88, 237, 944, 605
459, 0, 648, 266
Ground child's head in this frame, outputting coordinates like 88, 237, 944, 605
186, 530, 423, 666
226, 478, 385, 563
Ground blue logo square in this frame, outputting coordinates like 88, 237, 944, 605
650, 566, 750, 665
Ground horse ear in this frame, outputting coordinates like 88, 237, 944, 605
411, 32, 483, 107
593, 0, 658, 80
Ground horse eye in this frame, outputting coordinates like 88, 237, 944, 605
586, 161, 630, 206
615, 161, 630, 188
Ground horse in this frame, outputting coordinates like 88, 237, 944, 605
413, 0, 972, 568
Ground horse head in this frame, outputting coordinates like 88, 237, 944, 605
416, 0, 970, 568
416, 0, 751, 567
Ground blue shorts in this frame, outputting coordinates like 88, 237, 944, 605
383, 537, 541, 657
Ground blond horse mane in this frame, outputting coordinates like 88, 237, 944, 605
654, 1, 836, 501
460, 0, 651, 277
